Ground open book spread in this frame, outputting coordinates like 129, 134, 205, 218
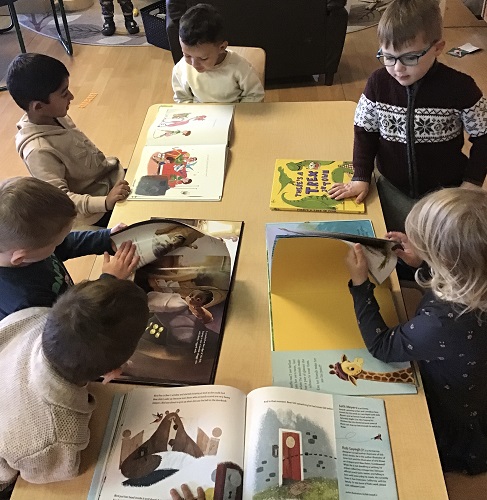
110, 218, 243, 385
128, 105, 235, 201
269, 160, 365, 213
266, 220, 417, 396
88, 385, 398, 500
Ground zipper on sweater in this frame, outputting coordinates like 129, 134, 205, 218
406, 84, 419, 198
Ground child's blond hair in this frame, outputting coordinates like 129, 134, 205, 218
377, 0, 442, 50
406, 187, 487, 314
0, 177, 76, 252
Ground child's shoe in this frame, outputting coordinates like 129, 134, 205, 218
101, 17, 116, 36
124, 16, 139, 34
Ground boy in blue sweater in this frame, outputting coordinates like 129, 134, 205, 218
0, 176, 138, 320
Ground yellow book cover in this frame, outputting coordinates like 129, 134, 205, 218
269, 159, 365, 213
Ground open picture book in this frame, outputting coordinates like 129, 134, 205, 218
110, 218, 243, 386
128, 104, 235, 201
269, 160, 365, 213
266, 220, 417, 396
88, 385, 398, 500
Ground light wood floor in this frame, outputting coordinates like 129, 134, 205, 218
1, 1, 487, 496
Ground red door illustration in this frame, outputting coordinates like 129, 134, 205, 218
279, 429, 303, 485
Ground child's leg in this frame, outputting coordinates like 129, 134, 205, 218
99, 0, 116, 36
117, 0, 139, 34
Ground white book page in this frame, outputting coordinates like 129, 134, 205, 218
128, 145, 226, 201
146, 105, 235, 146
243, 387, 337, 499
98, 385, 246, 500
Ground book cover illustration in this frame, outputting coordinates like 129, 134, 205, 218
146, 105, 234, 146
90, 386, 246, 500
269, 160, 365, 213
266, 220, 417, 396
243, 387, 398, 500
112, 219, 243, 386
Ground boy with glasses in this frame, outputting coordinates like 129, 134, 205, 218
328, 0, 487, 232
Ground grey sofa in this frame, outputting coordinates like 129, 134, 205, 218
166, 0, 348, 85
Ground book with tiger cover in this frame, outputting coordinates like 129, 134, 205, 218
269, 159, 365, 213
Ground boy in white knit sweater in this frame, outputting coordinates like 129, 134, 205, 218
7, 53, 131, 228
0, 278, 149, 494
172, 3, 264, 103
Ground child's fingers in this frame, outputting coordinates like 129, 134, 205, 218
103, 251, 110, 264
127, 255, 140, 274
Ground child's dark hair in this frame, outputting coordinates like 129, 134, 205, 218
42, 278, 149, 385
0, 177, 77, 252
6, 53, 70, 111
179, 3, 225, 46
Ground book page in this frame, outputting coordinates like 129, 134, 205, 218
111, 220, 209, 268
146, 105, 235, 146
272, 349, 417, 395
128, 145, 227, 201
266, 222, 415, 396
266, 220, 376, 276
116, 219, 242, 386
243, 386, 338, 499
95, 385, 246, 500
333, 395, 398, 499
242, 386, 397, 499
273, 230, 397, 285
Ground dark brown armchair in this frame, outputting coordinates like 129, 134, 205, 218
166, 0, 348, 85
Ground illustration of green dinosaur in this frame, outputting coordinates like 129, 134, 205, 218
281, 192, 341, 210
331, 162, 354, 183
277, 166, 295, 194
286, 160, 334, 171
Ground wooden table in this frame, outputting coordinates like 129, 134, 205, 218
12, 102, 448, 500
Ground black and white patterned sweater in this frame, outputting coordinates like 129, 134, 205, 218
353, 61, 487, 198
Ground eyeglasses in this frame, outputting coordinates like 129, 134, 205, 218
376, 43, 435, 66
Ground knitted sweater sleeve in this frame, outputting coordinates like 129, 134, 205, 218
461, 79, 487, 186
353, 74, 381, 183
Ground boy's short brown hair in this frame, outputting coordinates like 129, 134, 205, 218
377, 0, 442, 50
0, 177, 77, 252
43, 278, 149, 385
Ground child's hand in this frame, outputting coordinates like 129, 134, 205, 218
345, 244, 369, 286
106, 180, 131, 210
385, 232, 423, 268
102, 240, 139, 279
328, 180, 369, 203
170, 484, 205, 500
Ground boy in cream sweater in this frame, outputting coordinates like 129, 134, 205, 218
172, 3, 264, 103
7, 53, 131, 227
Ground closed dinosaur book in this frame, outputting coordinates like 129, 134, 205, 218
269, 159, 365, 213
